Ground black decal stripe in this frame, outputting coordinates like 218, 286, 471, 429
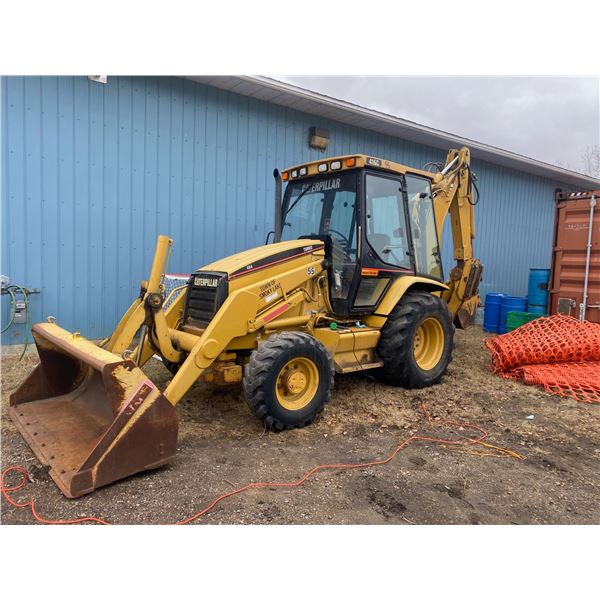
377, 267, 413, 274
229, 245, 324, 280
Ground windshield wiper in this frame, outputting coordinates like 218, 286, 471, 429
283, 184, 312, 222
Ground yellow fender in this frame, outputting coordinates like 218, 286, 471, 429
364, 276, 449, 328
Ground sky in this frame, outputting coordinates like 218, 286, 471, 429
278, 77, 599, 174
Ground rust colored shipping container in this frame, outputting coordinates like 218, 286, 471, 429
549, 190, 600, 323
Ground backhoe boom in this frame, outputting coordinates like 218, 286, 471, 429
432, 147, 483, 327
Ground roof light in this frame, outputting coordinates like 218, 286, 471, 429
318, 163, 328, 173
330, 160, 342, 170
281, 171, 289, 181
299, 166, 308, 176
345, 157, 356, 167
291, 170, 298, 179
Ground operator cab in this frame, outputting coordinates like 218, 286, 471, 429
277, 156, 443, 316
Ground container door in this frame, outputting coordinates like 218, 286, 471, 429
550, 195, 600, 323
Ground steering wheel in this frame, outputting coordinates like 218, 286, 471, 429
326, 228, 350, 247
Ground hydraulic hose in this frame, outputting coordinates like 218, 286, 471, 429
1, 286, 17, 333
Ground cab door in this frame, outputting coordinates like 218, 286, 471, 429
323, 179, 360, 315
353, 172, 415, 311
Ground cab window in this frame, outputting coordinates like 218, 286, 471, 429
405, 175, 442, 279
281, 172, 358, 301
365, 174, 411, 269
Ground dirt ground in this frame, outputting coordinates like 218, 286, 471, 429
1, 326, 599, 525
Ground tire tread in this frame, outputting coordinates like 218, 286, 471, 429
243, 332, 334, 430
377, 291, 455, 388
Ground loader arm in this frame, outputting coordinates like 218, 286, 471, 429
105, 234, 180, 361
432, 147, 483, 328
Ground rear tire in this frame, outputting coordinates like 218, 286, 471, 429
243, 332, 334, 431
377, 291, 454, 388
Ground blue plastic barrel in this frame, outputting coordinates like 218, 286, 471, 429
527, 268, 551, 307
483, 293, 504, 333
526, 304, 547, 316
499, 296, 527, 333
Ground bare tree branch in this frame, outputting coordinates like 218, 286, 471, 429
581, 145, 600, 179
555, 158, 572, 171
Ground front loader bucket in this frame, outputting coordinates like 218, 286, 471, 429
9, 323, 178, 498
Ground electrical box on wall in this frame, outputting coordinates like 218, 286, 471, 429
14, 300, 27, 324
1, 282, 40, 340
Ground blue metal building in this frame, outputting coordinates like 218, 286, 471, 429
2, 75, 598, 344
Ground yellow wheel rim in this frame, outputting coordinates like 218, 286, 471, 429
275, 357, 320, 411
412, 317, 445, 371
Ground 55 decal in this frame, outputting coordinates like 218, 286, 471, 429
307, 266, 316, 276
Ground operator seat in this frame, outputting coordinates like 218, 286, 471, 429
367, 233, 391, 258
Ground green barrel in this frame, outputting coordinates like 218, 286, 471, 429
506, 310, 544, 331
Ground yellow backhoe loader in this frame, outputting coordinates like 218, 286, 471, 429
10, 147, 482, 498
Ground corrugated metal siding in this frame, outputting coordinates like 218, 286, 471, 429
1, 75, 578, 343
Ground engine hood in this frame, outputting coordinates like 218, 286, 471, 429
198, 239, 324, 280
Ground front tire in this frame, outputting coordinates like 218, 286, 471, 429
243, 332, 334, 430
377, 291, 454, 388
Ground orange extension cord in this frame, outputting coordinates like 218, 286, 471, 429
0, 404, 522, 525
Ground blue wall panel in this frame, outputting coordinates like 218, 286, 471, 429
1, 76, 576, 343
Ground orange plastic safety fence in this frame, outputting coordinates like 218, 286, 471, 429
484, 314, 600, 404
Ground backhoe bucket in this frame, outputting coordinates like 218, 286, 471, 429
9, 323, 178, 498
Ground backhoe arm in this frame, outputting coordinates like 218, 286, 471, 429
432, 147, 483, 328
